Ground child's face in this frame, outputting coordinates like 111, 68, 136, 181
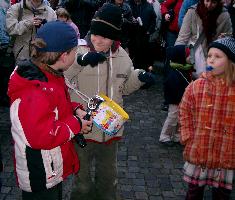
91, 34, 113, 53
58, 16, 68, 22
61, 47, 77, 71
207, 47, 229, 77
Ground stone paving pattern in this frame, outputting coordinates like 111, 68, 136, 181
0, 75, 235, 200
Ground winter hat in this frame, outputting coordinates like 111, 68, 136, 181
90, 3, 122, 41
36, 21, 78, 52
208, 37, 235, 63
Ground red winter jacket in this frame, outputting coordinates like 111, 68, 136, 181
8, 61, 83, 192
161, 0, 183, 33
11, 0, 20, 5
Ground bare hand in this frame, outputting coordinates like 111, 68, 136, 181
33, 17, 43, 27
165, 14, 171, 21
80, 119, 92, 134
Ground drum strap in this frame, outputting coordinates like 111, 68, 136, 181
65, 78, 90, 104
110, 49, 113, 100
97, 49, 114, 100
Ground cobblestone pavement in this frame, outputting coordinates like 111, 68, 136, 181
1, 74, 235, 200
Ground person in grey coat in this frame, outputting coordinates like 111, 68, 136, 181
6, 0, 56, 63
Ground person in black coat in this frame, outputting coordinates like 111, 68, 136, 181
65, 0, 105, 38
159, 45, 193, 146
109, 0, 137, 49
127, 0, 156, 70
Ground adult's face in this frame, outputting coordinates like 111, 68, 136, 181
204, 0, 219, 11
31, 0, 43, 7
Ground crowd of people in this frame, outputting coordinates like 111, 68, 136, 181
0, 0, 235, 200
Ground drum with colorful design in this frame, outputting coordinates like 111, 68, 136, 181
92, 94, 129, 136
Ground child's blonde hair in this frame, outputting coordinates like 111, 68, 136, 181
56, 8, 71, 20
225, 61, 235, 86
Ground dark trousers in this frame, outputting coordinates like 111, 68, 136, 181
22, 182, 62, 200
185, 183, 231, 200
70, 142, 118, 200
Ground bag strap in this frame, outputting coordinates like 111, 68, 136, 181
193, 31, 205, 50
18, 0, 25, 21
189, 31, 205, 65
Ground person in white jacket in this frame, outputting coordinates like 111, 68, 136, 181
65, 3, 156, 200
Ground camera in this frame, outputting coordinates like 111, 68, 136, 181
74, 134, 87, 148
34, 18, 47, 28
74, 112, 91, 148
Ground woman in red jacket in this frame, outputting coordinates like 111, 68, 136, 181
161, 0, 183, 47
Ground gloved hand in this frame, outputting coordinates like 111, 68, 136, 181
77, 52, 107, 67
138, 71, 157, 85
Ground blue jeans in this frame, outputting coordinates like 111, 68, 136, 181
166, 31, 178, 48
0, 8, 10, 45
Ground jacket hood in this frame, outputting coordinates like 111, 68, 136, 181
8, 60, 48, 103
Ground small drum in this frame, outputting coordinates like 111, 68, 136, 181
92, 94, 129, 136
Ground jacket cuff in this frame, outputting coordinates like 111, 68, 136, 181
66, 115, 82, 136
71, 102, 84, 111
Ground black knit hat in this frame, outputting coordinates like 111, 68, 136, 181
90, 3, 122, 41
209, 37, 235, 63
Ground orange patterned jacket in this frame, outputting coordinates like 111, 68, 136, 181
179, 73, 235, 169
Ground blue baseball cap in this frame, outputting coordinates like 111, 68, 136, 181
36, 21, 78, 52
